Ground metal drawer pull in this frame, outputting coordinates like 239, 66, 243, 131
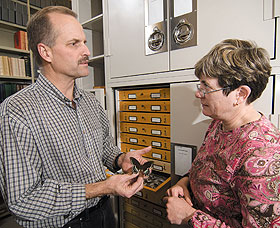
148, 26, 165, 51
173, 19, 193, 45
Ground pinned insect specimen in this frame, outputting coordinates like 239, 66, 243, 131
130, 157, 153, 177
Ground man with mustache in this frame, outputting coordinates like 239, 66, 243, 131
0, 6, 151, 228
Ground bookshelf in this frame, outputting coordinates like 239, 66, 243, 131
0, 0, 31, 104
0, 0, 72, 103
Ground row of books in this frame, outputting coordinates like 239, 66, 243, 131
0, 0, 28, 26
14, 30, 28, 51
19, 0, 71, 9
0, 55, 31, 77
0, 0, 71, 27
0, 83, 29, 103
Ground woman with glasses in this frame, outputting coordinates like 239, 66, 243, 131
164, 39, 280, 227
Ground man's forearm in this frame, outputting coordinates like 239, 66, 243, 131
85, 179, 112, 199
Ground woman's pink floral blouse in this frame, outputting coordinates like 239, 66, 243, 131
188, 115, 280, 227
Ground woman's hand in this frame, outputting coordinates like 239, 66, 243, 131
164, 177, 196, 224
165, 195, 196, 225
166, 177, 193, 206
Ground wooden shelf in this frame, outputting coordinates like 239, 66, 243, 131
0, 46, 29, 55
0, 20, 26, 31
30, 4, 41, 12
12, 0, 28, 6
0, 75, 32, 80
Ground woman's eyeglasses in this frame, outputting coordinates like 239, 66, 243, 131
196, 84, 230, 98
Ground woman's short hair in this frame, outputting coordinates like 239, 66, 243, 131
194, 39, 271, 104
27, 6, 77, 66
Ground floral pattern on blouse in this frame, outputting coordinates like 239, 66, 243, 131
188, 115, 280, 227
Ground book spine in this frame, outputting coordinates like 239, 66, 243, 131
20, 56, 31, 77
22, 4, 28, 26
2, 56, 10, 76
0, 57, 4, 76
14, 31, 27, 50
8, 0, 16, 24
15, 3, 23, 25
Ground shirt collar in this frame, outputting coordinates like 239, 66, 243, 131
36, 73, 83, 104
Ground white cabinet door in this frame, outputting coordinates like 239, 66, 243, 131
170, 0, 276, 70
107, 0, 169, 78
106, 0, 276, 78
171, 82, 211, 147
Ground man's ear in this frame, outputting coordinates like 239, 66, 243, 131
236, 85, 251, 105
37, 43, 52, 63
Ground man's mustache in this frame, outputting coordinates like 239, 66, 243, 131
78, 56, 89, 64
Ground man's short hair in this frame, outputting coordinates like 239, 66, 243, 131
27, 6, 77, 66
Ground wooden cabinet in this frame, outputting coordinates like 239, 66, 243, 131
118, 86, 171, 227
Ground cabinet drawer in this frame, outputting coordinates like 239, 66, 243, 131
134, 175, 171, 206
121, 143, 171, 163
120, 112, 170, 125
119, 88, 170, 100
119, 101, 170, 112
126, 197, 167, 219
120, 122, 170, 137
124, 204, 170, 228
124, 221, 141, 228
120, 133, 170, 150
124, 212, 158, 228
147, 158, 171, 174
124, 203, 154, 224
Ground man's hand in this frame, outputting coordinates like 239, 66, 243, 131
107, 173, 144, 198
85, 173, 144, 199
118, 146, 152, 173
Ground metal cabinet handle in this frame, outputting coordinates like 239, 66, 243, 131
173, 19, 194, 45
148, 26, 165, 51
